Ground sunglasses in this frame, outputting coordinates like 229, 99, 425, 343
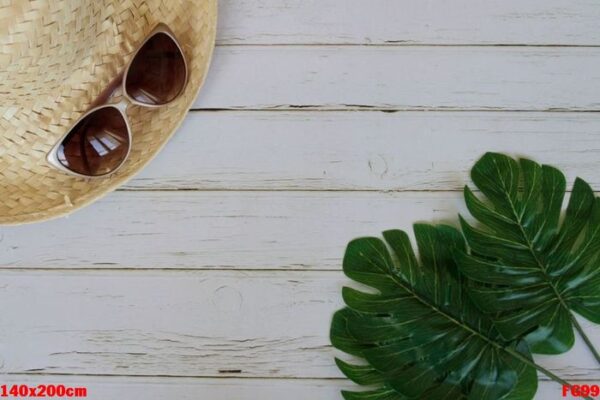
47, 23, 188, 177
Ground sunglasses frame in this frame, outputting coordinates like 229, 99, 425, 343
47, 23, 189, 178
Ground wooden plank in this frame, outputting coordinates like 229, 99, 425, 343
195, 46, 600, 111
0, 375, 578, 400
0, 191, 465, 269
130, 111, 600, 191
0, 377, 350, 400
217, 0, 600, 46
0, 270, 598, 382
2, 190, 596, 270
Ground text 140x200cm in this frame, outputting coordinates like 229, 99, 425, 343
0, 384, 87, 398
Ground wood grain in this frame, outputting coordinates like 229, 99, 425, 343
0, 270, 598, 382
7, 1, 600, 397
0, 376, 574, 400
0, 376, 351, 400
217, 0, 600, 46
2, 191, 595, 270
129, 111, 600, 191
0, 191, 466, 269
195, 46, 600, 111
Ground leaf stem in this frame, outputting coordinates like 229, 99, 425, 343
503, 347, 593, 400
570, 313, 600, 365
505, 194, 600, 367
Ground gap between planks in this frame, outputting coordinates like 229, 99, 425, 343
114, 188, 589, 193
188, 107, 600, 113
215, 43, 600, 48
2, 372, 595, 383
3, 372, 346, 381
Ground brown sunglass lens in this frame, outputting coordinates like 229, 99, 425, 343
58, 107, 130, 176
125, 32, 187, 105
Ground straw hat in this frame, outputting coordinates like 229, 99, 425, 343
0, 0, 217, 224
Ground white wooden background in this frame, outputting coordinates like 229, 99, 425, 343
2, 1, 600, 398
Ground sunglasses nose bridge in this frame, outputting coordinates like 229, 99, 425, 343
113, 100, 128, 114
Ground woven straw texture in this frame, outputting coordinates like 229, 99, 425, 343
0, 0, 217, 225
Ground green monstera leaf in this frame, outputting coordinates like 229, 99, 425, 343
330, 224, 571, 400
457, 153, 600, 360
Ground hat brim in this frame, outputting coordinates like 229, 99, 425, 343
0, 0, 218, 225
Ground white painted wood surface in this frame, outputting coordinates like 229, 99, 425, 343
0, 191, 470, 269
0, 376, 356, 400
0, 269, 597, 382
130, 111, 600, 191
195, 47, 600, 111
217, 0, 600, 45
2, 191, 595, 270
2, 1, 600, 399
